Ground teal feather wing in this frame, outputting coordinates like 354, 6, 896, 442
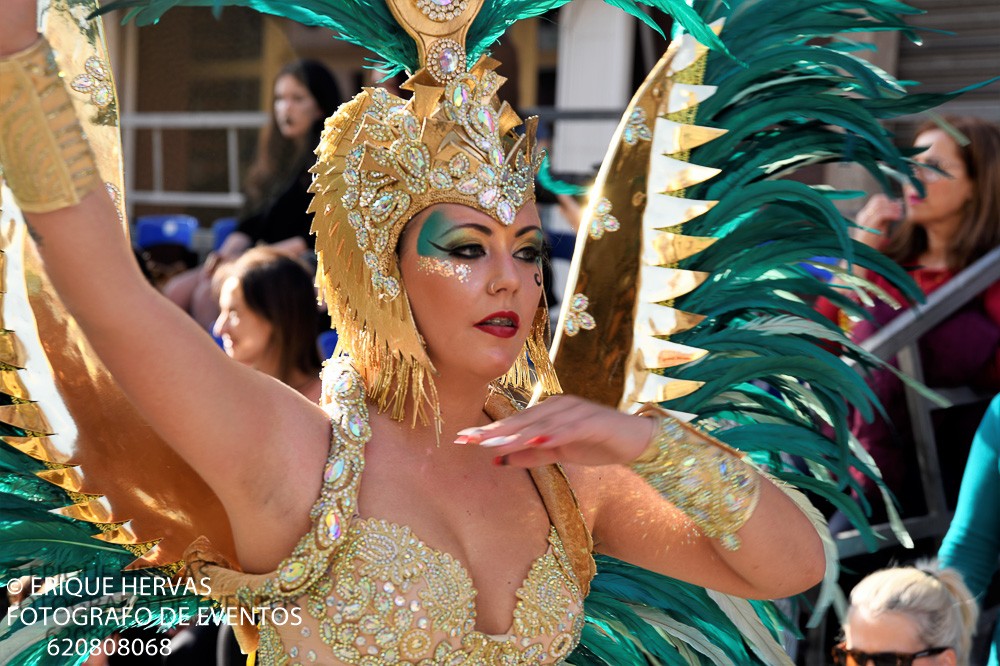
574, 555, 792, 665
552, 0, 990, 659
97, 0, 729, 75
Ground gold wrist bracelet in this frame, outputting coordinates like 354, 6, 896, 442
631, 406, 761, 550
0, 37, 100, 213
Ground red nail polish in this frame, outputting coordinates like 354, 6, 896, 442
526, 436, 550, 447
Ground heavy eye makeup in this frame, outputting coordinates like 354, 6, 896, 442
427, 228, 544, 263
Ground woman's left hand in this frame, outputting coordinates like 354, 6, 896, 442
456, 395, 656, 467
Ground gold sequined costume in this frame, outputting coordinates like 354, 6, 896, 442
184, 361, 593, 665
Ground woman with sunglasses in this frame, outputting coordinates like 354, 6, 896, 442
824, 117, 1000, 527
835, 563, 978, 666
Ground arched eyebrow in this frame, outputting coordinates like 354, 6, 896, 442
451, 222, 543, 238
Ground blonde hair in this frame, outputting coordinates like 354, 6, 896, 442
847, 561, 979, 665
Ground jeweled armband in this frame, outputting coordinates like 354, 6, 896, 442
631, 406, 761, 550
0, 37, 100, 213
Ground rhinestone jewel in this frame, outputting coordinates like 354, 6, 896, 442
457, 177, 480, 195
496, 199, 515, 225
430, 169, 451, 189
322, 510, 342, 542
278, 560, 307, 586
438, 48, 459, 75
371, 193, 394, 218
449, 153, 470, 176
324, 458, 345, 483
400, 114, 420, 138
474, 107, 497, 134
334, 372, 354, 394
92, 86, 112, 107
348, 412, 366, 439
401, 145, 427, 171
451, 85, 470, 108
478, 187, 499, 207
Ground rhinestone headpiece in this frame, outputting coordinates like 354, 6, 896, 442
310, 0, 545, 425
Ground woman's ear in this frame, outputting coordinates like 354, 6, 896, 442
939, 647, 958, 666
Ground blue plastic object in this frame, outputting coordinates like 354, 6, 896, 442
318, 330, 339, 360
211, 217, 239, 252
135, 214, 199, 250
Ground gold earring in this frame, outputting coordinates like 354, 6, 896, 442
498, 295, 562, 398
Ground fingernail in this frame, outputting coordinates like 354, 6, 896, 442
492, 455, 507, 467
526, 436, 550, 447
480, 435, 518, 448
454, 435, 471, 445
457, 427, 484, 437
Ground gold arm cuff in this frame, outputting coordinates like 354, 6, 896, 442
631, 405, 761, 550
0, 37, 100, 213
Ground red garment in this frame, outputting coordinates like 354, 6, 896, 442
818, 265, 1000, 514
867, 267, 1000, 385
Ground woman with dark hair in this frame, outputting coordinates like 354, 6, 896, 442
164, 60, 342, 329
858, 115, 1000, 280
214, 247, 323, 402
232, 60, 343, 254
834, 116, 1000, 520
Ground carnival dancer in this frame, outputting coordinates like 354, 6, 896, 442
0, 0, 831, 662
4, 0, 979, 662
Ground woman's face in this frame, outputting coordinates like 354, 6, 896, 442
399, 203, 545, 384
845, 609, 954, 665
273, 74, 322, 141
214, 276, 275, 369
903, 129, 973, 228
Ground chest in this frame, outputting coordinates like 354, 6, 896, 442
355, 445, 556, 632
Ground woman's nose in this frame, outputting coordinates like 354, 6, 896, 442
487, 255, 520, 295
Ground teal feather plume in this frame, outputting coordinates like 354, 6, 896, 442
97, 0, 729, 76
575, 555, 790, 665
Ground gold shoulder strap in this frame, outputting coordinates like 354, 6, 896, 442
484, 392, 595, 595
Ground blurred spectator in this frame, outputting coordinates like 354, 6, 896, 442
214, 247, 322, 402
824, 116, 1000, 522
164, 60, 342, 330
838, 562, 979, 666
939, 394, 1000, 665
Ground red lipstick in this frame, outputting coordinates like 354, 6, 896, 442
474, 311, 520, 338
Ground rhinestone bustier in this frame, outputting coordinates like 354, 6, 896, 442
228, 362, 586, 665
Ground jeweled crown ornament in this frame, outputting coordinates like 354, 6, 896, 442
310, 0, 551, 425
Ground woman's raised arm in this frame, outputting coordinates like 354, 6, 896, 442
0, 4, 330, 521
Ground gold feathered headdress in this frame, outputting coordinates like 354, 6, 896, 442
310, 0, 559, 426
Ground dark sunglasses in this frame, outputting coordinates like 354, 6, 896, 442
832, 643, 949, 666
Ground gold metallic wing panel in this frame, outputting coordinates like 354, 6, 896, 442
550, 25, 726, 410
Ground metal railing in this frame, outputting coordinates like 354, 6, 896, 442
118, 108, 621, 217
834, 245, 1000, 559
121, 111, 268, 214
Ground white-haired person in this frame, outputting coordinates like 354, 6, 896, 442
837, 562, 979, 666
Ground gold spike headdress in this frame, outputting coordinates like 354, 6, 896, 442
311, 0, 559, 425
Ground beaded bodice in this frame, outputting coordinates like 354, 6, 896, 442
241, 362, 586, 665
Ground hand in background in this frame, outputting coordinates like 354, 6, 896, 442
854, 194, 903, 249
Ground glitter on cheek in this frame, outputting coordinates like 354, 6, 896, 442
417, 256, 471, 283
